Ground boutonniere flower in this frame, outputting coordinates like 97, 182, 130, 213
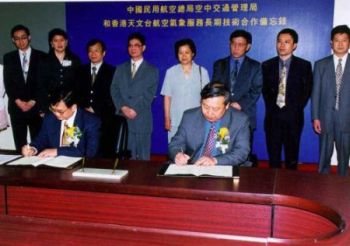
215, 127, 230, 153
65, 125, 82, 147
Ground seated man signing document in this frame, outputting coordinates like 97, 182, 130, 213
169, 83, 250, 166
21, 89, 101, 158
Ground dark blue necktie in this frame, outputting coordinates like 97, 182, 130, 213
230, 60, 239, 96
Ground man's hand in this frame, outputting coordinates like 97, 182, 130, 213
194, 156, 217, 166
21, 145, 36, 157
38, 148, 58, 158
313, 119, 322, 134
121, 106, 137, 119
15, 99, 35, 112
85, 107, 95, 113
230, 102, 241, 111
165, 117, 171, 131
175, 152, 190, 165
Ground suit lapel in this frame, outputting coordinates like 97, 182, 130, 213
271, 57, 280, 90
342, 54, 350, 85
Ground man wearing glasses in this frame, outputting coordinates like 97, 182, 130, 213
3, 24, 46, 152
21, 89, 101, 158
111, 32, 159, 160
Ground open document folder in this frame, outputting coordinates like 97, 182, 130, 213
6, 156, 82, 169
159, 164, 239, 178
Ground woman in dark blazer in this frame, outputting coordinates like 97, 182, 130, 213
37, 28, 81, 114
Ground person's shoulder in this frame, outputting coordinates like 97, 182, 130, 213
183, 107, 201, 118
32, 48, 47, 57
315, 55, 332, 65
3, 50, 17, 60
79, 108, 101, 124
245, 56, 261, 66
292, 56, 312, 66
143, 59, 159, 71
102, 62, 116, 71
115, 60, 130, 70
262, 56, 278, 67
228, 108, 249, 121
214, 56, 230, 65
194, 62, 209, 72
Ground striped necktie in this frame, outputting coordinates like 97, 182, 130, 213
202, 124, 216, 157
335, 58, 343, 110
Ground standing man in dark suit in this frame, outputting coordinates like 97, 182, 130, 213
262, 28, 313, 170
22, 89, 101, 158
212, 29, 262, 165
169, 83, 250, 166
312, 25, 350, 176
111, 32, 159, 160
76, 39, 116, 157
3, 24, 46, 152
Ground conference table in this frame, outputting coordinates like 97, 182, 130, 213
0, 158, 350, 245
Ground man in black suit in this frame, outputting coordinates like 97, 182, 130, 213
262, 28, 313, 169
76, 39, 116, 157
212, 29, 263, 166
3, 24, 46, 152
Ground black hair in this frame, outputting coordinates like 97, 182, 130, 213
331, 25, 350, 40
174, 38, 196, 60
229, 29, 252, 44
277, 28, 299, 43
49, 89, 77, 108
128, 32, 146, 46
11, 24, 30, 37
201, 83, 230, 105
48, 28, 68, 43
86, 38, 106, 52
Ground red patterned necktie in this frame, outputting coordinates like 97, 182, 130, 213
202, 124, 216, 157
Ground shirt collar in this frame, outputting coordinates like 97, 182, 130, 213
19, 47, 32, 57
63, 109, 78, 127
91, 61, 103, 73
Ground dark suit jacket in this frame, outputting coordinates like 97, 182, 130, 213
168, 107, 250, 166
262, 56, 313, 130
111, 60, 159, 134
76, 62, 116, 116
312, 54, 350, 132
212, 56, 263, 129
30, 108, 101, 158
37, 50, 81, 112
3, 48, 46, 117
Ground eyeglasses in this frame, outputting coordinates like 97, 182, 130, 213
49, 106, 69, 115
128, 44, 143, 48
13, 36, 29, 42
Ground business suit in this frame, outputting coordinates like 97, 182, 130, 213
169, 107, 250, 166
262, 56, 313, 169
30, 108, 101, 158
111, 60, 159, 160
312, 54, 350, 176
3, 48, 46, 151
76, 62, 116, 157
37, 50, 81, 113
212, 56, 263, 130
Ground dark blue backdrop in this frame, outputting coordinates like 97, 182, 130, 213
66, 0, 334, 163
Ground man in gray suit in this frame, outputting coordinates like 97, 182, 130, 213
111, 32, 159, 160
212, 29, 262, 166
312, 25, 350, 176
169, 83, 250, 166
